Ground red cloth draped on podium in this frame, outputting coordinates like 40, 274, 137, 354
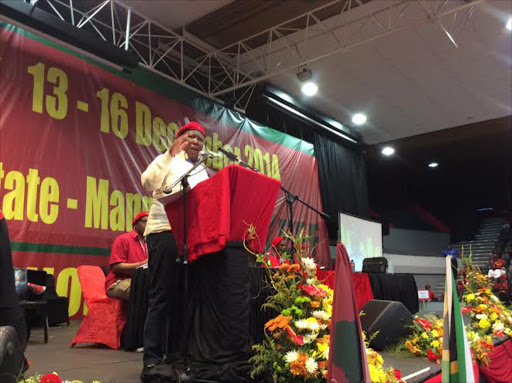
316, 270, 374, 311
165, 165, 281, 262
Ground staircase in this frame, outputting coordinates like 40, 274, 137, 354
450, 217, 504, 272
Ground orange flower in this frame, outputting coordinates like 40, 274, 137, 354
264, 314, 291, 332
310, 301, 321, 308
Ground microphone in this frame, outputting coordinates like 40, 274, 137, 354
218, 147, 239, 162
199, 149, 221, 159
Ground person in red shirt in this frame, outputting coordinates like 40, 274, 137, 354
105, 211, 149, 301
425, 285, 436, 302
264, 236, 289, 268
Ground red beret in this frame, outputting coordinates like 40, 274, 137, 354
132, 211, 149, 226
271, 236, 284, 248
176, 122, 206, 137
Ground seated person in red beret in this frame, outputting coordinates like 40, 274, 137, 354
264, 236, 289, 268
105, 211, 149, 301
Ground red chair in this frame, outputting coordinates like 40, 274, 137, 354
71, 265, 126, 350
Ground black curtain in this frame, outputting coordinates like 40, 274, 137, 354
314, 133, 369, 240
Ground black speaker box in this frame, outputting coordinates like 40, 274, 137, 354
362, 257, 388, 274
0, 326, 27, 382
360, 300, 412, 351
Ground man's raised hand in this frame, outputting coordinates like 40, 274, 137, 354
169, 134, 188, 156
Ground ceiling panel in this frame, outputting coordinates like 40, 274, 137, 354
265, 0, 512, 143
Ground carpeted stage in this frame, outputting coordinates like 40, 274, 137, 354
25, 321, 443, 383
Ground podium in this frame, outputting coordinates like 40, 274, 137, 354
163, 165, 281, 382
164, 164, 281, 262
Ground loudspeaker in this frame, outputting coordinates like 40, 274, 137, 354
0, 326, 27, 382
362, 257, 388, 274
360, 300, 412, 351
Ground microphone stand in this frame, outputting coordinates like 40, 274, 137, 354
217, 147, 330, 237
163, 152, 210, 379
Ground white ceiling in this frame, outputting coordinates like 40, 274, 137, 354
268, 0, 512, 144
121, 0, 233, 30
121, 0, 512, 144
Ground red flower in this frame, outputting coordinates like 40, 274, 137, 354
394, 369, 402, 379
427, 349, 440, 362
40, 374, 62, 383
285, 326, 304, 346
299, 284, 328, 297
494, 330, 505, 337
461, 306, 472, 313
414, 318, 433, 330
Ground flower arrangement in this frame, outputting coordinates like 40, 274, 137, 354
248, 228, 402, 383
17, 373, 101, 383
404, 315, 444, 363
363, 332, 402, 383
403, 256, 512, 366
460, 257, 512, 341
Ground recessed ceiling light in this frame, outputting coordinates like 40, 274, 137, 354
428, 162, 439, 168
381, 146, 395, 156
301, 81, 318, 96
506, 17, 512, 31
352, 113, 367, 125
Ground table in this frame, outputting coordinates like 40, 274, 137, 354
316, 270, 419, 314
124, 266, 278, 350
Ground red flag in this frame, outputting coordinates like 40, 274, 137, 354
327, 242, 370, 382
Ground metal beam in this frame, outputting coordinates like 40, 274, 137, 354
33, 0, 487, 110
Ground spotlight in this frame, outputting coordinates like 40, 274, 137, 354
301, 81, 318, 96
352, 113, 367, 125
507, 17, 512, 31
297, 68, 318, 96
428, 162, 439, 168
381, 146, 395, 156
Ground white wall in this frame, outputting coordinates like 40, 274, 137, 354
385, 253, 447, 274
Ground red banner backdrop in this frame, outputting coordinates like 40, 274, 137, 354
0, 23, 329, 318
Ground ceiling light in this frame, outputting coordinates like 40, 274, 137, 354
381, 146, 395, 156
428, 162, 439, 168
352, 113, 367, 125
301, 81, 318, 96
297, 67, 318, 96
506, 17, 512, 31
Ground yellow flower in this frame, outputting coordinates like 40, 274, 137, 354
430, 340, 440, 348
479, 318, 491, 329
490, 313, 498, 321
432, 330, 440, 338
421, 332, 429, 339
465, 293, 475, 302
475, 304, 488, 313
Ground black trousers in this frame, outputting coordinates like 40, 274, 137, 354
143, 231, 181, 366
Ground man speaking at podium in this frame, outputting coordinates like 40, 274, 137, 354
140, 122, 209, 378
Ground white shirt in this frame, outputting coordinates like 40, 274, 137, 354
141, 151, 209, 236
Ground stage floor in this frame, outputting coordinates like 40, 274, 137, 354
23, 320, 440, 383
24, 320, 142, 382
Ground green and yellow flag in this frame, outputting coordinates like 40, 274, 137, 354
441, 256, 475, 382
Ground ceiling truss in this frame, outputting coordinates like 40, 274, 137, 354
31, 0, 487, 112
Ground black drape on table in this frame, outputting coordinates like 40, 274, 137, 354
367, 273, 419, 314
313, 133, 369, 240
122, 262, 277, 354
122, 267, 149, 351
187, 246, 253, 382
249, 267, 276, 345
